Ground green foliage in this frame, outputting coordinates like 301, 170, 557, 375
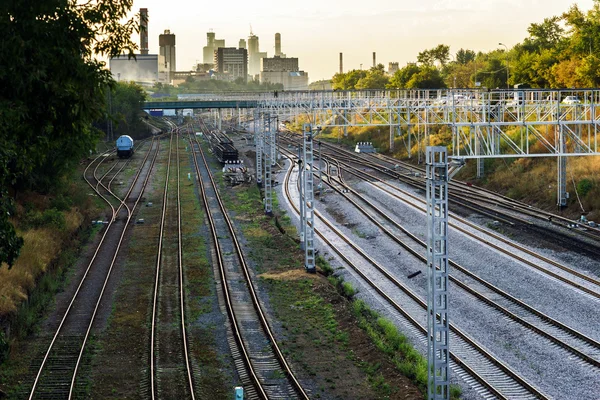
387, 64, 421, 89
0, 331, 8, 364
0, 0, 139, 267
407, 66, 447, 89
456, 48, 476, 64
22, 209, 66, 231
418, 44, 451, 67
332, 69, 367, 90
351, 300, 428, 395
577, 178, 594, 197
95, 82, 148, 139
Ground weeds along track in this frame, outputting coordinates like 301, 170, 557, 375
189, 128, 308, 400
279, 147, 550, 400
280, 135, 600, 300
27, 137, 160, 399
149, 132, 195, 399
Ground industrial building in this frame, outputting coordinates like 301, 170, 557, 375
388, 62, 399, 75
159, 29, 176, 80
109, 54, 168, 84
261, 56, 298, 72
108, 8, 168, 84
260, 56, 308, 90
203, 31, 225, 65
214, 47, 248, 82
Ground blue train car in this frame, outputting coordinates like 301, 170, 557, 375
116, 135, 134, 158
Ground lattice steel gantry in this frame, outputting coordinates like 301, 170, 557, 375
426, 146, 450, 400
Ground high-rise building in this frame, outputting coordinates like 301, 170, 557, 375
159, 29, 176, 76
203, 31, 225, 64
239, 39, 246, 49
247, 33, 260, 77
214, 47, 248, 82
140, 8, 149, 55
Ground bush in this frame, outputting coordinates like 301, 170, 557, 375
577, 178, 594, 197
0, 331, 9, 364
22, 208, 66, 231
50, 194, 73, 211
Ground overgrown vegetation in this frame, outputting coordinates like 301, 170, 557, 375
0, 0, 139, 267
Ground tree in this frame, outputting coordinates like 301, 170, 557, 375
456, 49, 476, 65
523, 16, 565, 52
355, 65, 389, 89
332, 69, 368, 90
0, 0, 140, 267
387, 64, 421, 88
418, 45, 451, 67
406, 67, 446, 89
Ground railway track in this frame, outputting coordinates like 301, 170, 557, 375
149, 132, 196, 398
316, 155, 600, 370
339, 140, 600, 242
27, 137, 160, 399
326, 155, 600, 300
281, 135, 600, 301
189, 127, 308, 400
279, 148, 550, 399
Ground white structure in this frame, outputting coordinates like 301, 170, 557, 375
109, 54, 168, 83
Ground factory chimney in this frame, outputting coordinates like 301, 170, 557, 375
140, 8, 149, 55
339, 52, 343, 74
275, 33, 282, 57
373, 52, 376, 68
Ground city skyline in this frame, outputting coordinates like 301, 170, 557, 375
131, 0, 595, 82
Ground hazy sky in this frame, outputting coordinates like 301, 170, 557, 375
131, 0, 595, 82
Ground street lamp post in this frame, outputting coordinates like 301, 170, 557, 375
499, 42, 509, 89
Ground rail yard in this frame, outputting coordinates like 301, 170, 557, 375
2, 115, 599, 400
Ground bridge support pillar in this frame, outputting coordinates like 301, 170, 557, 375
426, 146, 450, 400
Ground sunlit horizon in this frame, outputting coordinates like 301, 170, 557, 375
130, 0, 595, 83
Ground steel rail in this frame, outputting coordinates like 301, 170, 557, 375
315, 159, 600, 368
280, 148, 549, 400
29, 137, 158, 399
191, 125, 309, 399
